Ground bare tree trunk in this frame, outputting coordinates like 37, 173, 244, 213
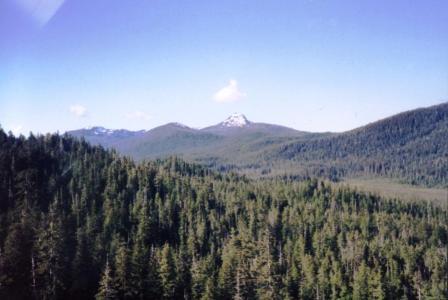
31, 254, 37, 300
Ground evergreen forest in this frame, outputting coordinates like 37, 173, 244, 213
0, 129, 447, 299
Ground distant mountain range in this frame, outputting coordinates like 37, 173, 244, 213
68, 103, 448, 187
68, 113, 311, 161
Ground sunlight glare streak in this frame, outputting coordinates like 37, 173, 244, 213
14, 0, 66, 26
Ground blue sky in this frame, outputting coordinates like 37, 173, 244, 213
1, 0, 447, 135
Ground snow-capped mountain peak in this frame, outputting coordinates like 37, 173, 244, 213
84, 126, 132, 136
85, 126, 114, 135
221, 113, 250, 127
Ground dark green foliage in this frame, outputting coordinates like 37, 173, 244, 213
34, 199, 67, 299
113, 239, 133, 299
277, 102, 448, 187
95, 260, 117, 300
0, 129, 447, 299
159, 243, 177, 299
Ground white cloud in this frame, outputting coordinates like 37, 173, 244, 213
14, 0, 66, 26
125, 110, 151, 121
213, 79, 246, 103
69, 104, 87, 117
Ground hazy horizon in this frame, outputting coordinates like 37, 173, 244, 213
1, 0, 447, 135
2, 101, 447, 137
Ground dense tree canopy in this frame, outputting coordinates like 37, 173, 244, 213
276, 102, 448, 187
0, 129, 447, 299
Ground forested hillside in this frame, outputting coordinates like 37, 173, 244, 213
276, 102, 448, 187
68, 103, 448, 187
0, 130, 447, 299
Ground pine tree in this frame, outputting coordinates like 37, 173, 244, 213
35, 211, 66, 299
353, 261, 369, 300
191, 257, 206, 300
34, 197, 67, 299
159, 243, 177, 299
255, 227, 280, 300
146, 246, 162, 299
130, 241, 148, 299
113, 240, 132, 299
176, 242, 192, 299
0, 208, 35, 299
200, 275, 217, 300
130, 200, 151, 298
235, 225, 257, 300
300, 254, 316, 300
71, 227, 96, 298
285, 261, 299, 299
369, 268, 385, 300
96, 260, 117, 300
218, 236, 238, 299
329, 259, 345, 300
316, 255, 331, 300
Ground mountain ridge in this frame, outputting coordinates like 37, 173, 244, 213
68, 114, 309, 160
70, 113, 304, 136
68, 103, 448, 187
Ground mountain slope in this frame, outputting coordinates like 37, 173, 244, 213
202, 113, 303, 136
117, 123, 224, 159
67, 114, 310, 161
68, 126, 145, 148
67, 103, 448, 187
273, 102, 448, 186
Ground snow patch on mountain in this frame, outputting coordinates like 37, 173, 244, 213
83, 127, 134, 136
172, 122, 190, 129
221, 113, 250, 127
90, 127, 114, 135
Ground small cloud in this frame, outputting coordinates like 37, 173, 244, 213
213, 79, 246, 103
125, 110, 151, 121
69, 104, 87, 117
14, 0, 66, 26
